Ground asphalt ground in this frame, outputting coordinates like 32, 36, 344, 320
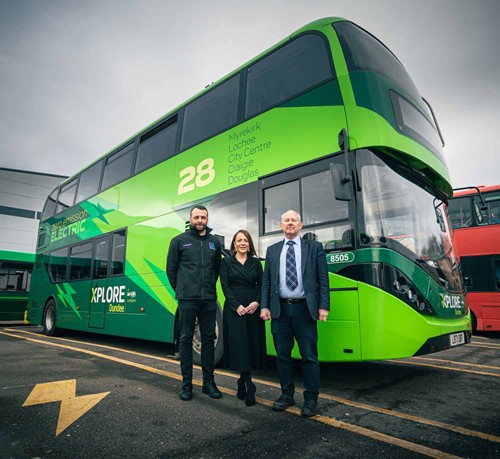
1, 324, 499, 459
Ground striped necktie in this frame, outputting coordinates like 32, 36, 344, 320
285, 240, 298, 291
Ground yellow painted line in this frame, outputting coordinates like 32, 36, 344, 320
471, 336, 500, 343
410, 356, 500, 371
0, 330, 464, 459
5, 328, 499, 444
387, 359, 500, 378
6, 328, 181, 365
467, 343, 500, 350
319, 392, 500, 444
311, 414, 463, 459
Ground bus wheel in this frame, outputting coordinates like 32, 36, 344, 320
471, 311, 477, 334
192, 304, 224, 366
43, 300, 59, 336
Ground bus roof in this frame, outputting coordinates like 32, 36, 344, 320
452, 185, 500, 198
57, 17, 348, 188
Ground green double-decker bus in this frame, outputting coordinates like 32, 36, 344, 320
28, 17, 470, 362
1, 250, 34, 322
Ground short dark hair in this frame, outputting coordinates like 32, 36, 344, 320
230, 229, 258, 257
190, 205, 208, 216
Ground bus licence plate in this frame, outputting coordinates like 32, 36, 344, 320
450, 332, 465, 347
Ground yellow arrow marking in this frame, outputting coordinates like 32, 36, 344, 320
22, 379, 110, 436
23, 379, 76, 406
57, 392, 110, 436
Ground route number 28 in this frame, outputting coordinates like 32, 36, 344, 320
178, 158, 215, 195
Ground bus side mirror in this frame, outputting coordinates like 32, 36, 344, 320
330, 163, 351, 201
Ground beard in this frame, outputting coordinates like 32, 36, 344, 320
191, 222, 207, 233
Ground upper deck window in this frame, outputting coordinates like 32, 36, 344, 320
101, 143, 135, 191
449, 190, 500, 228
334, 21, 421, 106
55, 179, 77, 215
181, 75, 240, 151
136, 116, 178, 173
41, 188, 59, 221
76, 160, 103, 204
482, 191, 500, 225
245, 34, 333, 118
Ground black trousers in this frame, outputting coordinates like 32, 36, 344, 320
178, 299, 217, 385
271, 300, 319, 400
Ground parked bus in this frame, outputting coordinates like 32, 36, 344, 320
447, 185, 500, 332
28, 17, 469, 362
0, 250, 34, 321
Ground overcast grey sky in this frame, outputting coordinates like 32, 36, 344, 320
1, 0, 499, 188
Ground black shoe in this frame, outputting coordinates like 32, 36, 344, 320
272, 394, 295, 411
179, 384, 192, 401
237, 378, 246, 400
301, 398, 317, 417
245, 382, 256, 407
202, 382, 222, 399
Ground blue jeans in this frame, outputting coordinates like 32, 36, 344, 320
178, 300, 217, 385
271, 301, 319, 400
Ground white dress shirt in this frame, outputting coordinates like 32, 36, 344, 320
279, 236, 305, 299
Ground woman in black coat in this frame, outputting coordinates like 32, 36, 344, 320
220, 229, 265, 406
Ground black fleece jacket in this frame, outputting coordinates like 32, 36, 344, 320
166, 226, 222, 300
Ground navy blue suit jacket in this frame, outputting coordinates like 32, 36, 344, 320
261, 238, 330, 320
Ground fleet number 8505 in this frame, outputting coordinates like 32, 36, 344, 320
328, 253, 353, 263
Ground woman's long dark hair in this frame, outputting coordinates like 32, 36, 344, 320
230, 229, 258, 257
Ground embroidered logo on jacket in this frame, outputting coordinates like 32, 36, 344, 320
208, 242, 216, 251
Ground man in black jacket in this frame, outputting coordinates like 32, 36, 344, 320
167, 205, 222, 401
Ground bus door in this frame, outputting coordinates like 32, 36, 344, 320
66, 242, 93, 330
89, 235, 110, 329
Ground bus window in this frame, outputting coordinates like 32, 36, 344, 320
56, 179, 78, 215
69, 242, 93, 280
111, 230, 126, 276
49, 248, 69, 283
261, 158, 352, 253
0, 269, 8, 290
484, 191, 500, 225
136, 116, 178, 174
181, 75, 240, 151
264, 181, 300, 233
447, 197, 472, 229
76, 160, 103, 204
245, 34, 333, 118
302, 171, 348, 225
335, 21, 421, 108
208, 182, 259, 254
93, 236, 110, 279
41, 188, 59, 221
101, 143, 135, 191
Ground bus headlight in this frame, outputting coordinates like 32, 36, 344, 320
390, 269, 435, 315
393, 277, 409, 294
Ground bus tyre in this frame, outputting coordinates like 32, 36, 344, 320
192, 303, 224, 367
471, 311, 477, 334
43, 300, 59, 336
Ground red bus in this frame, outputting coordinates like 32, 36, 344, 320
447, 185, 500, 332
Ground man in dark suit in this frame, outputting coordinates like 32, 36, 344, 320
260, 209, 330, 417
